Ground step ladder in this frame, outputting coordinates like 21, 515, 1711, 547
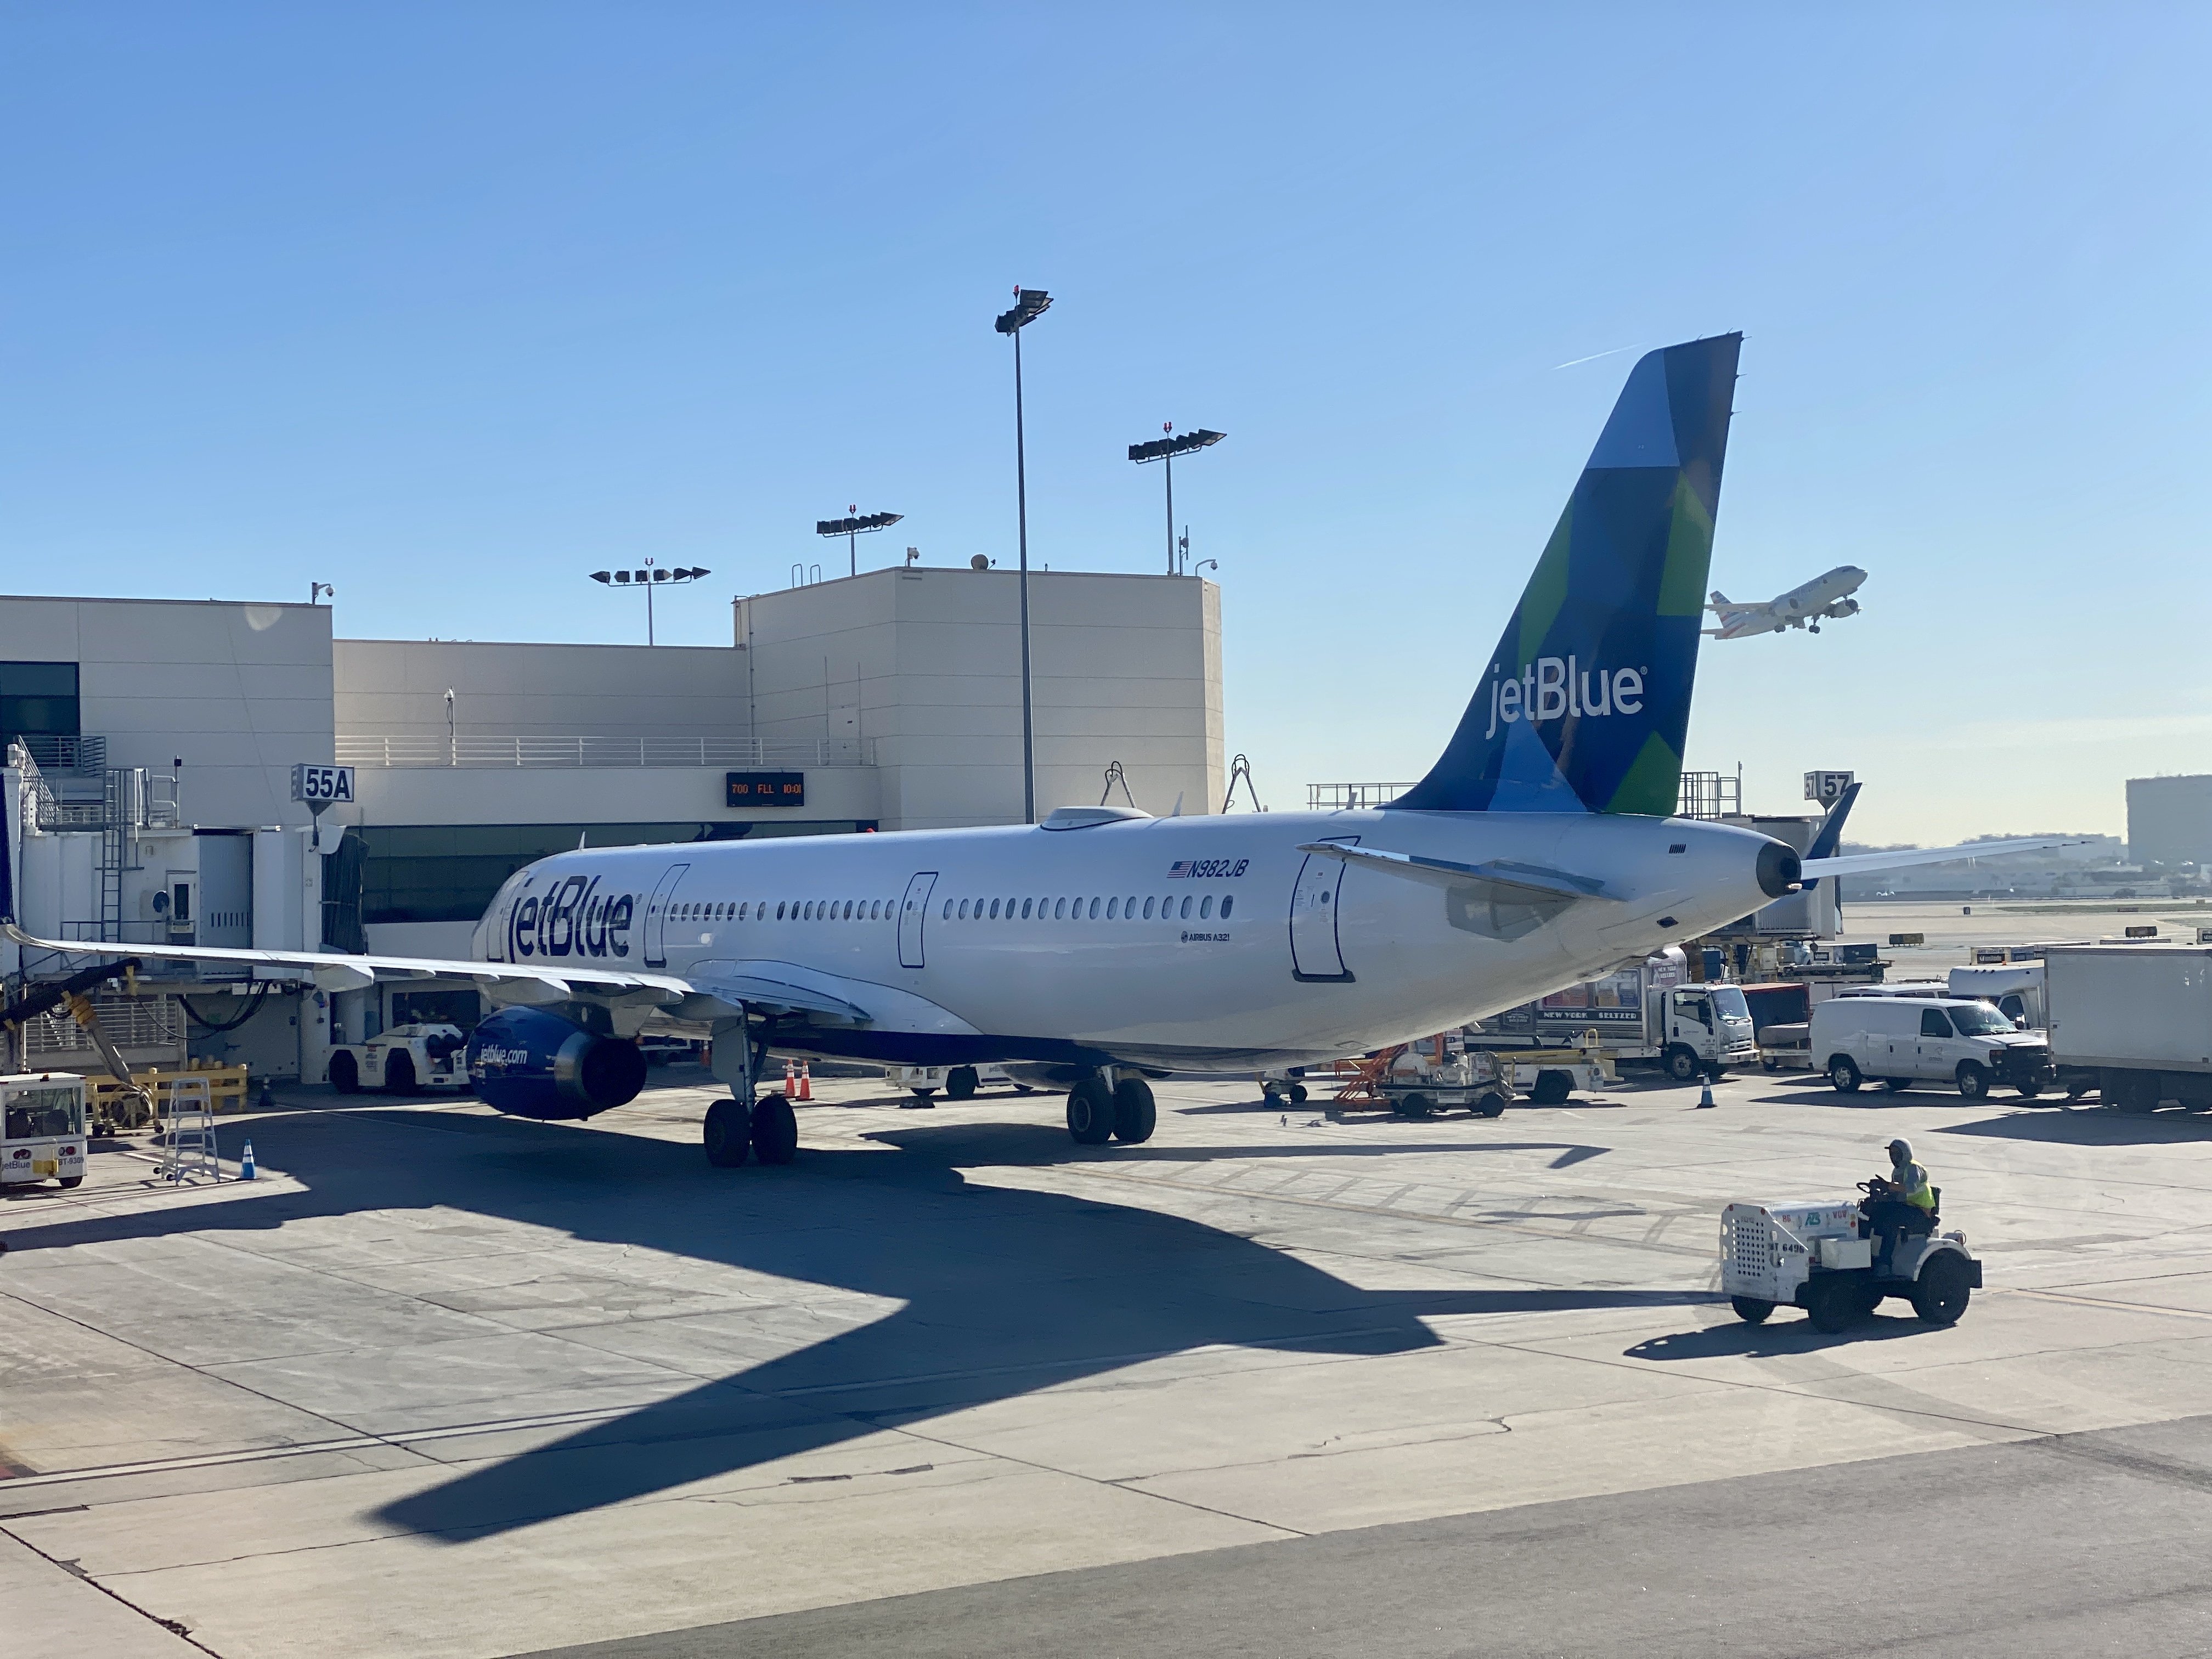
161, 1075, 221, 1185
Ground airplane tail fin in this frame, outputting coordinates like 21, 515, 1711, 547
1707, 589, 1731, 611
1390, 333, 1741, 816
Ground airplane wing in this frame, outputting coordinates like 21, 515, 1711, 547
1295, 843, 1617, 902
0, 921, 873, 1023
1798, 837, 2090, 881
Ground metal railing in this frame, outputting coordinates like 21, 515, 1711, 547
335, 735, 874, 770
15, 734, 106, 773
1676, 770, 1742, 820
1307, 781, 1414, 811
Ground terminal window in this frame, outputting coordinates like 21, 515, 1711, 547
0, 661, 80, 748
356, 820, 878, 923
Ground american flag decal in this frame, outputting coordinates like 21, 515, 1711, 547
1167, 861, 1195, 879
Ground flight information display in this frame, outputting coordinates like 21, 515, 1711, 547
726, 770, 805, 808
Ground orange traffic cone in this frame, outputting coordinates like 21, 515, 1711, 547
782, 1058, 797, 1097
798, 1062, 814, 1102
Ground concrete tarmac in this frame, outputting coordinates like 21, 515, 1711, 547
7, 1065, 2212, 1657
516, 1412, 2212, 1659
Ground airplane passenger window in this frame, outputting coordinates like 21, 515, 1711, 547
1021, 898, 1034, 918
1125, 895, 1137, 917
1221, 895, 1234, 918
840, 900, 851, 919
958, 899, 969, 919
1180, 896, 1193, 919
1054, 898, 1067, 919
1088, 897, 1101, 920
1200, 896, 1214, 919
941, 900, 952, 919
986, 899, 997, 919
1142, 896, 1155, 919
776, 902, 786, 919
1107, 898, 1119, 919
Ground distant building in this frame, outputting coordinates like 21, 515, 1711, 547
2128, 775, 2212, 867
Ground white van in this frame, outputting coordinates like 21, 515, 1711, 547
1811, 996, 2053, 1099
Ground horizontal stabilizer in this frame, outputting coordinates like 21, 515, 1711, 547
1798, 836, 2091, 881
1294, 843, 1617, 902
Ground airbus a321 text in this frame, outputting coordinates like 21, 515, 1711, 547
1705, 565, 1867, 638
2, 338, 2060, 1165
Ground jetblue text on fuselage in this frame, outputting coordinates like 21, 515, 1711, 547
1481, 657, 1646, 739
511, 874, 634, 960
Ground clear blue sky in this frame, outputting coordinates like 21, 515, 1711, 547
4, 5, 2205, 844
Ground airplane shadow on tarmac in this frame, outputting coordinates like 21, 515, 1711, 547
0, 1107, 1705, 1541
1937, 1107, 2212, 1147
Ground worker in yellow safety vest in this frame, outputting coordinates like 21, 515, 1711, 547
1862, 1137, 1936, 1268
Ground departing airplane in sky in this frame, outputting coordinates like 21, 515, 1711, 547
2, 337, 2058, 1164
1705, 565, 1867, 637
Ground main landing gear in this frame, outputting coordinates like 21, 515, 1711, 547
1066, 1069, 1156, 1146
704, 1092, 799, 1169
702, 1035, 798, 1170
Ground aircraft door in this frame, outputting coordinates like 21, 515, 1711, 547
898, 872, 938, 969
1289, 838, 1357, 983
642, 863, 690, 968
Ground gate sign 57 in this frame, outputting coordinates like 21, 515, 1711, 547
291, 764, 356, 804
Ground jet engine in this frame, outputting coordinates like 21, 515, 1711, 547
1822, 597, 1861, 618
468, 1006, 647, 1120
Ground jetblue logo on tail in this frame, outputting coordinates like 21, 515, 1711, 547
1482, 658, 1646, 738
1389, 333, 1741, 818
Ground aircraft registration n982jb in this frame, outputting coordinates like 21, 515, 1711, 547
0, 334, 2067, 1162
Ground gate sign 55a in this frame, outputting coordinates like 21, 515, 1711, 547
291, 763, 356, 804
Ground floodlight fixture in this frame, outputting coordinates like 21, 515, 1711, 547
1127, 424, 1227, 573
995, 289, 1052, 334
586, 556, 711, 644
816, 507, 905, 577
994, 285, 1054, 823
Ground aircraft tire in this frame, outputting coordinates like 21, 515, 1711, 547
704, 1097, 752, 1167
1288, 1082, 1309, 1105
945, 1066, 979, 1101
1111, 1077, 1156, 1143
1066, 1077, 1115, 1144
750, 1093, 798, 1165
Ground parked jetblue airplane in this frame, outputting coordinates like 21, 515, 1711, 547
2, 335, 2053, 1163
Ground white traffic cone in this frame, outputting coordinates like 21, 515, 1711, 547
240, 1140, 258, 1180
1697, 1077, 1717, 1108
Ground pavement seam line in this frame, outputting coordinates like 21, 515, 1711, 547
0, 1522, 226, 1656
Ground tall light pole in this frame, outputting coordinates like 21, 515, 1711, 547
816, 507, 903, 578
995, 286, 1052, 824
588, 557, 712, 645
1127, 426, 1225, 573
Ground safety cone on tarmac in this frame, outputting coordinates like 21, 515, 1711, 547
798, 1062, 814, 1102
240, 1140, 258, 1180
1697, 1077, 1717, 1108
782, 1058, 797, 1096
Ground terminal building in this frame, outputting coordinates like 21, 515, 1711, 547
2126, 774, 2212, 869
0, 565, 1222, 1081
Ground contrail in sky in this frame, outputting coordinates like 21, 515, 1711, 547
1552, 344, 1639, 370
